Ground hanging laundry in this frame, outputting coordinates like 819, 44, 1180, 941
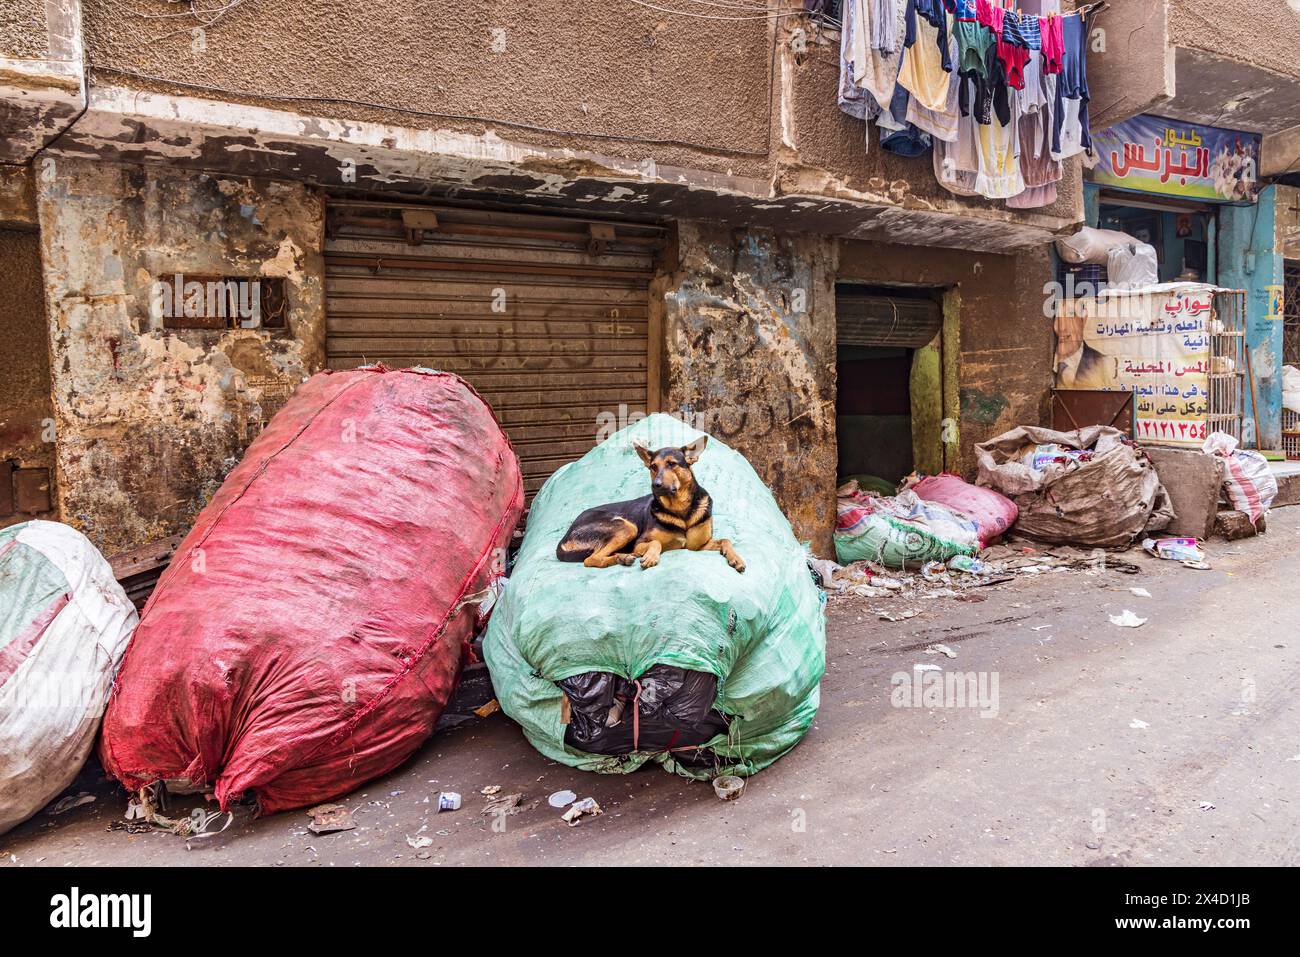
907, 19, 961, 141
1051, 10, 1092, 161
839, 0, 873, 120
1040, 12, 1065, 74
899, 0, 954, 113
871, 0, 901, 53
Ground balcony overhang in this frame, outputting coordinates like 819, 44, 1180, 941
29, 82, 1074, 252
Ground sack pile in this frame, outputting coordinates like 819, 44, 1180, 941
100, 367, 523, 814
975, 425, 1174, 547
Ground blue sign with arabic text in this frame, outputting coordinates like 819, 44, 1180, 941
1088, 114, 1262, 204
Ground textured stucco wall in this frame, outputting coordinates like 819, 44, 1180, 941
838, 240, 1057, 478
660, 221, 839, 557
36, 158, 326, 553
0, 227, 56, 528
1169, 0, 1300, 82
0, 0, 50, 59
81, 0, 774, 181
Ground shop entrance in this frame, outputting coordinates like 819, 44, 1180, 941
835, 284, 950, 491
1096, 191, 1216, 283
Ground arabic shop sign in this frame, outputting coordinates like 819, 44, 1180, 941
1088, 115, 1261, 204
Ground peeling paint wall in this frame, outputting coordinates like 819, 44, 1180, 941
0, 226, 56, 528
35, 158, 325, 553
838, 240, 1056, 478
659, 221, 839, 557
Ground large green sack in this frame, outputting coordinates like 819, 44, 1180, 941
482, 414, 825, 779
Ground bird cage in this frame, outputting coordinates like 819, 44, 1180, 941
1205, 289, 1247, 445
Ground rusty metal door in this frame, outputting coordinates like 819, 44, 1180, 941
325, 202, 663, 497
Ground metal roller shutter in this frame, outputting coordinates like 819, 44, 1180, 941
325, 202, 663, 497
836, 289, 943, 348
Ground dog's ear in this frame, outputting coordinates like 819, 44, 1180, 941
632, 440, 654, 467
681, 435, 707, 465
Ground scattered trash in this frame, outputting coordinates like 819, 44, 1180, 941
712, 775, 746, 801
1182, 560, 1212, 571
1198, 801, 1216, 811
1129, 718, 1150, 729
1143, 537, 1206, 564
1109, 610, 1147, 628
306, 803, 356, 834
948, 554, 992, 575
1129, 587, 1152, 598
46, 793, 97, 816
483, 792, 527, 817
437, 791, 461, 812
406, 834, 434, 849
561, 797, 603, 826
480, 785, 501, 795
879, 609, 919, 622
474, 699, 501, 718
921, 560, 949, 582
547, 789, 577, 809
913, 663, 943, 673
925, 644, 958, 659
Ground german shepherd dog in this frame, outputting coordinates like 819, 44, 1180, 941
556, 436, 745, 572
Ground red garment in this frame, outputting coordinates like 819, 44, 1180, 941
1040, 14, 1064, 74
997, 38, 1030, 90
976, 0, 1004, 33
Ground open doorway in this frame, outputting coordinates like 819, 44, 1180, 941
835, 283, 952, 492
1097, 191, 1216, 283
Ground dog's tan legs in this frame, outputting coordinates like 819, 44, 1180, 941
701, 538, 745, 573
583, 519, 638, 568
636, 539, 664, 569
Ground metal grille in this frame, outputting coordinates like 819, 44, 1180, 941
324, 202, 663, 497
1207, 289, 1247, 445
1285, 259, 1300, 367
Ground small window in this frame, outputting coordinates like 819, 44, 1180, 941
155, 276, 287, 330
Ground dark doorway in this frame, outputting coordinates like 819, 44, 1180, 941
835, 284, 946, 490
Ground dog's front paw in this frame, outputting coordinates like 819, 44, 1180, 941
616, 554, 636, 566
639, 555, 659, 569
728, 557, 746, 573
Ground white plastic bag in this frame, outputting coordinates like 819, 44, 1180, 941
1055, 226, 1142, 265
1282, 365, 1300, 415
1106, 242, 1159, 287
0, 521, 137, 835
1203, 432, 1278, 524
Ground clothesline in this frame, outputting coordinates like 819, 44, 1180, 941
837, 0, 1105, 207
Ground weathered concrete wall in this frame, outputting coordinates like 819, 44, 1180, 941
36, 158, 325, 553
1168, 0, 1300, 82
0, 0, 51, 59
659, 221, 839, 557
0, 227, 56, 528
838, 241, 1057, 478
56, 1, 1086, 249
81, 0, 773, 181
0, 0, 85, 162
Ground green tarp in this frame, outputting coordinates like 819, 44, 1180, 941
482, 414, 825, 779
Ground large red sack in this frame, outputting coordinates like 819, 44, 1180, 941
100, 367, 523, 814
911, 473, 1018, 547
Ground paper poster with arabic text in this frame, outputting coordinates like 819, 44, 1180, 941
1088, 114, 1261, 204
1055, 285, 1215, 447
